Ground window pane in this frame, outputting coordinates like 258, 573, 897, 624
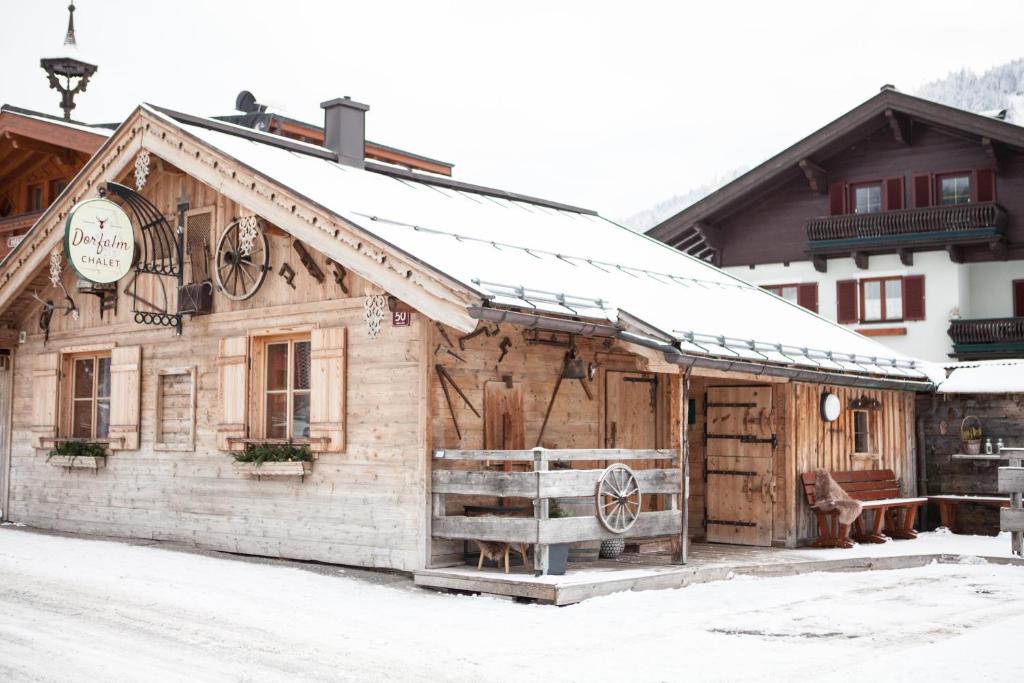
72, 400, 93, 438
294, 341, 311, 391
266, 343, 289, 391
97, 357, 112, 399
863, 281, 882, 321
941, 175, 971, 205
854, 411, 870, 452
780, 286, 798, 303
74, 359, 94, 399
265, 393, 288, 439
293, 392, 310, 439
96, 399, 110, 439
884, 279, 903, 320
854, 185, 882, 214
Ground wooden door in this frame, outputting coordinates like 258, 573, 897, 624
483, 380, 524, 452
705, 385, 774, 546
0, 349, 12, 521
605, 371, 660, 509
604, 371, 657, 450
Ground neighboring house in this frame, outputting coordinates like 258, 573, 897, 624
647, 86, 1024, 362
0, 106, 110, 260
0, 95, 929, 587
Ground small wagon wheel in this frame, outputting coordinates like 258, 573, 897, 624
214, 217, 269, 301
595, 463, 642, 533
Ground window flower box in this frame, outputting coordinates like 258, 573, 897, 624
233, 461, 312, 478
46, 441, 109, 470
231, 442, 312, 480
47, 454, 106, 470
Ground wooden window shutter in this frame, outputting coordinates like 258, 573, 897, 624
903, 275, 926, 321
883, 176, 904, 211
836, 280, 859, 324
796, 283, 819, 313
217, 336, 249, 451
309, 327, 347, 453
31, 352, 60, 448
912, 174, 932, 208
827, 182, 845, 215
109, 345, 142, 450
975, 168, 996, 203
1012, 280, 1024, 317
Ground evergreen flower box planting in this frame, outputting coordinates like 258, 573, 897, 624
232, 443, 312, 478
46, 441, 107, 470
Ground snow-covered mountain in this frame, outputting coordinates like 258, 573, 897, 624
622, 58, 1024, 233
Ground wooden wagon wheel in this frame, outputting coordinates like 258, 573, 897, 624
214, 217, 269, 301
595, 463, 642, 533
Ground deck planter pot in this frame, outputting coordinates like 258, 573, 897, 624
548, 542, 570, 575
47, 455, 105, 470
233, 461, 312, 478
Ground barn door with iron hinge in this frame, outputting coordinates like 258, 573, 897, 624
704, 385, 775, 546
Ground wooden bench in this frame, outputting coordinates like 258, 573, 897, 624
801, 469, 927, 548
928, 495, 1010, 533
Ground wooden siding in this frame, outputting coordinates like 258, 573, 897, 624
716, 125, 1024, 266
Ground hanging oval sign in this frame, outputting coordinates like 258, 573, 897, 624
64, 197, 135, 284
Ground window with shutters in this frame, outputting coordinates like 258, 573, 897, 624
849, 182, 882, 214
937, 173, 971, 205
66, 353, 112, 440
839, 276, 925, 325
762, 283, 818, 312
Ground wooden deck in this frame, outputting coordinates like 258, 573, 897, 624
414, 542, 1024, 605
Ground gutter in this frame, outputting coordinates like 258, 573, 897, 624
468, 306, 933, 392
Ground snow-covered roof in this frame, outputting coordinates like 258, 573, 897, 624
931, 359, 1024, 394
158, 106, 926, 383
0, 107, 112, 138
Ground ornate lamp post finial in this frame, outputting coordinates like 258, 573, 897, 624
40, 0, 97, 120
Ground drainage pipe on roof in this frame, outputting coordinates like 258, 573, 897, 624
467, 307, 933, 392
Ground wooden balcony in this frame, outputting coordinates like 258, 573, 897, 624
0, 210, 43, 259
806, 202, 1007, 266
431, 448, 684, 575
948, 317, 1024, 360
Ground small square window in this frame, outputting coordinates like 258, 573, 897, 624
939, 174, 971, 205
852, 183, 882, 214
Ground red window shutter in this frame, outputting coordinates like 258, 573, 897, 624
836, 280, 859, 323
912, 174, 932, 208
903, 275, 926, 321
797, 283, 819, 313
883, 177, 904, 211
828, 182, 845, 215
975, 168, 996, 202
1013, 280, 1024, 317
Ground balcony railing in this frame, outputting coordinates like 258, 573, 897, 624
807, 202, 1007, 250
948, 317, 1024, 359
0, 210, 44, 258
431, 448, 684, 574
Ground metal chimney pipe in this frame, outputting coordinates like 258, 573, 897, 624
320, 96, 369, 168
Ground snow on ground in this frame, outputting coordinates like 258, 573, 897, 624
0, 526, 1021, 683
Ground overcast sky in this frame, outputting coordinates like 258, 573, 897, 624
3, 1, 1023, 219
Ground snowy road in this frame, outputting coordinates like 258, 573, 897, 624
1, 526, 1022, 682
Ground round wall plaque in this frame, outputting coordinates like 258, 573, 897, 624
64, 197, 135, 284
820, 392, 841, 422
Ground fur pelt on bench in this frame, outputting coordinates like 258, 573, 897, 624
811, 468, 863, 525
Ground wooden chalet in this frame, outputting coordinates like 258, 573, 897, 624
0, 96, 933, 588
0, 106, 109, 261
647, 86, 1024, 363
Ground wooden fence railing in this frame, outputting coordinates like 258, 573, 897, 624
431, 448, 684, 574
806, 202, 1006, 244
948, 317, 1024, 346
998, 448, 1024, 557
